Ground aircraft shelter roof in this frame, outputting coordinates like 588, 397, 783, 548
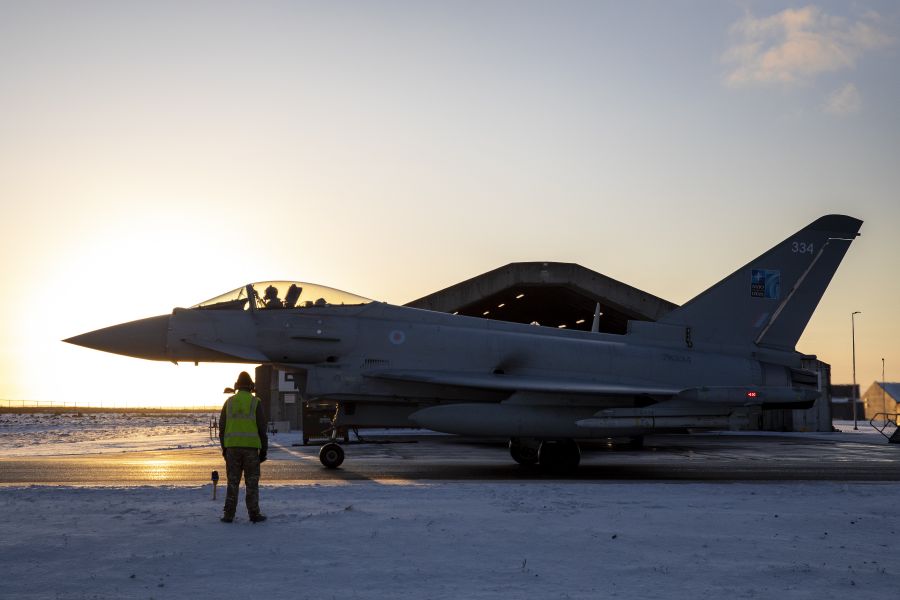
406, 262, 678, 335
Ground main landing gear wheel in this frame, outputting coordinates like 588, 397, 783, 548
319, 443, 345, 469
538, 439, 581, 472
508, 437, 540, 466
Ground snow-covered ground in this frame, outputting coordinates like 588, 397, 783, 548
0, 412, 445, 458
833, 418, 897, 439
2, 482, 899, 599
0, 412, 218, 457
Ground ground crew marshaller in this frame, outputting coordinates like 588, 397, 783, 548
219, 371, 268, 523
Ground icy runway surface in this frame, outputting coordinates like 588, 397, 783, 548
2, 482, 899, 599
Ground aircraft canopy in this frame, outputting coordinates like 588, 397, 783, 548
192, 281, 372, 311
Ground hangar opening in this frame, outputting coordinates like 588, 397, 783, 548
405, 262, 677, 334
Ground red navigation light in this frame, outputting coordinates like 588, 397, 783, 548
746, 391, 758, 398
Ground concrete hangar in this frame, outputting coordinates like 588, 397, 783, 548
258, 262, 834, 438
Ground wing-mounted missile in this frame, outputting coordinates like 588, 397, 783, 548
575, 399, 744, 431
675, 386, 820, 408
576, 385, 820, 431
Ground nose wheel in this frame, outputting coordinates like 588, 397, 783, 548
318, 401, 346, 469
319, 442, 345, 469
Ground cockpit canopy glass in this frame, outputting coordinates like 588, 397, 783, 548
192, 281, 373, 311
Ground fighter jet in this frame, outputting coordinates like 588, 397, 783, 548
65, 215, 862, 470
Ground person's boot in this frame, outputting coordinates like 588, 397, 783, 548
249, 513, 267, 523
221, 514, 234, 523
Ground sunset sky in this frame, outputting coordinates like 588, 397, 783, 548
1, 1, 898, 407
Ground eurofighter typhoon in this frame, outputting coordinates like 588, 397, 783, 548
65, 215, 862, 469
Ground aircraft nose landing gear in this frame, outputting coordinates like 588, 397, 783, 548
319, 442, 345, 469
318, 402, 346, 469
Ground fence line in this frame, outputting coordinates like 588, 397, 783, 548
0, 399, 219, 412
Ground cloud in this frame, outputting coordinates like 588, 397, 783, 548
723, 6, 894, 86
822, 82, 861, 115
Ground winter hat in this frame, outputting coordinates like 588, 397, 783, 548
234, 371, 254, 391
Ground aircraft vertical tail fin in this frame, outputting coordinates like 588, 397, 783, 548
658, 215, 862, 349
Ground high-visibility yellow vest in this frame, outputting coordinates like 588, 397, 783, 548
223, 390, 262, 449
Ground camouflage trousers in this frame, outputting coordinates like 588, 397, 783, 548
223, 447, 262, 518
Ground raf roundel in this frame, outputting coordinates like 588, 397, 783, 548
389, 330, 406, 345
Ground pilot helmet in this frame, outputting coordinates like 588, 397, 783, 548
234, 371, 255, 391
264, 285, 278, 299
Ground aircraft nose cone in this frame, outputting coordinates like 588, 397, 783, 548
64, 315, 171, 361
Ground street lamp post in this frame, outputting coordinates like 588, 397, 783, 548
851, 311, 861, 430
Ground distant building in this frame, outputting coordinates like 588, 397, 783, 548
830, 384, 862, 420
862, 382, 900, 419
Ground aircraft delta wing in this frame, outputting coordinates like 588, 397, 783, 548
364, 370, 818, 405
64, 215, 862, 470
365, 368, 682, 397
